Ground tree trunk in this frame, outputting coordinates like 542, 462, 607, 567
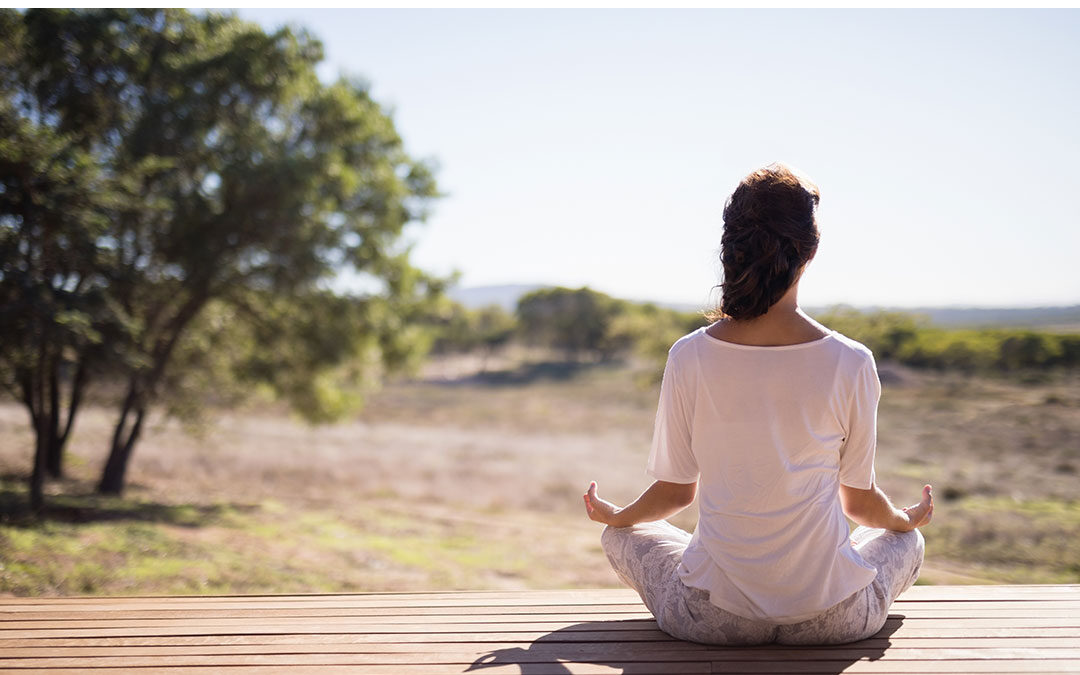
23, 377, 46, 513
98, 387, 144, 495
45, 438, 63, 478
30, 424, 48, 513
45, 363, 62, 478
45, 360, 86, 479
25, 343, 50, 513
97, 292, 206, 496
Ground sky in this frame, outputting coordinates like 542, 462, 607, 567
239, 9, 1079, 309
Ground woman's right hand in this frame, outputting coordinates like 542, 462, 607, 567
583, 481, 622, 526
902, 484, 934, 529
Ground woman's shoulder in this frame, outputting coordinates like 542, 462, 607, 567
667, 325, 710, 359
673, 325, 708, 349
659, 326, 709, 375
825, 329, 877, 370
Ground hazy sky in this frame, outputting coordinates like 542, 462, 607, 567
240, 9, 1079, 309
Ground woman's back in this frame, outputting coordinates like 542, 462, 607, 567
584, 161, 931, 645
648, 324, 880, 623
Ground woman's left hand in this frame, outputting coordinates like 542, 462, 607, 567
583, 481, 621, 525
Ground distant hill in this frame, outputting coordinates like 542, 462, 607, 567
448, 284, 709, 314
446, 284, 549, 312
809, 304, 1080, 330
906, 305, 1080, 329
448, 284, 1080, 331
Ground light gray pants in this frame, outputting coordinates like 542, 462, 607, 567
601, 520, 924, 646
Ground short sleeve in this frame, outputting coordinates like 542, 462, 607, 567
838, 354, 881, 489
646, 347, 699, 484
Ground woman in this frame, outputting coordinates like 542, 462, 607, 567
583, 161, 933, 646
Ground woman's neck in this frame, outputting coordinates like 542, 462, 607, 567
707, 284, 829, 347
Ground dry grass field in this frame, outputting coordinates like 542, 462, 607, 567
1, 348, 1078, 596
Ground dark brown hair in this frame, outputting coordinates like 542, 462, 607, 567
708, 162, 821, 321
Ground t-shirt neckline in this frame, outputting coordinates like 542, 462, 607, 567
697, 325, 836, 351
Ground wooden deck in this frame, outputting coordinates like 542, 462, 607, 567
0, 585, 1077, 673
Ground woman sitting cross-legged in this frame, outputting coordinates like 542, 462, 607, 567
583, 161, 933, 646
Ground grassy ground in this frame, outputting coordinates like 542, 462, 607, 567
1, 349, 1078, 595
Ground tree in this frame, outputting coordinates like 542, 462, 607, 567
427, 301, 516, 371
515, 286, 628, 361
429, 300, 482, 355
472, 305, 516, 371
814, 306, 927, 360
0, 11, 149, 506
0, 99, 121, 509
608, 302, 706, 383
0, 9, 445, 504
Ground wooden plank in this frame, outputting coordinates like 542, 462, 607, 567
2, 618, 1079, 640
0, 615, 1073, 633
19, 664, 1079, 675
0, 589, 632, 601
0, 655, 708, 667
4, 597, 1076, 610
0, 584, 1073, 604
719, 662, 1080, 674
3, 629, 1078, 645
0, 589, 643, 604
3, 600, 1079, 621
3, 626, 1079, 648
0, 611, 659, 623
0, 601, 653, 614
4, 606, 1077, 630
0, 613, 1074, 629
1, 608, 645, 620
0, 618, 665, 632
1, 645, 1078, 668
2, 637, 1080, 658
4, 595, 1078, 611
900, 584, 1080, 599
13, 666, 1080, 675
7, 666, 713, 675
5, 586, 1073, 608
4, 603, 1079, 619
0, 596, 651, 609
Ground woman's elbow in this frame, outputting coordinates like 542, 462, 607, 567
842, 502, 870, 525
673, 481, 698, 508
839, 484, 875, 523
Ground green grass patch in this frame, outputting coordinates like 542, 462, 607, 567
925, 497, 1080, 583
0, 474, 542, 596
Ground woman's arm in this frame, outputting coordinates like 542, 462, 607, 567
840, 483, 934, 532
583, 480, 697, 528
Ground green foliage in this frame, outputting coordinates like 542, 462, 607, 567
608, 302, 708, 382
227, 290, 406, 424
434, 297, 1078, 385
515, 286, 632, 361
473, 305, 517, 353
430, 302, 516, 356
428, 288, 706, 381
809, 306, 927, 360
0, 9, 448, 497
815, 307, 1080, 373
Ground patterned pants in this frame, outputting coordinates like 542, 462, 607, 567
601, 520, 924, 646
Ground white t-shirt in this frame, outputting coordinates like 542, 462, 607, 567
647, 324, 881, 624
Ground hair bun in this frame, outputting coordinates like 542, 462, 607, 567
712, 162, 820, 321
